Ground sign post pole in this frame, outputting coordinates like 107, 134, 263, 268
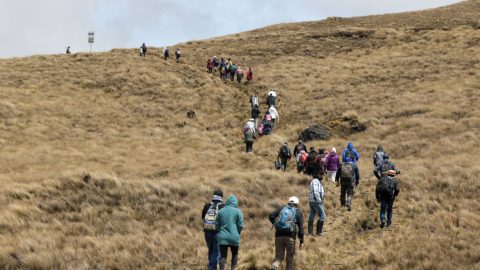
88, 31, 94, 52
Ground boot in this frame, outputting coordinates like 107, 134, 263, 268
307, 221, 316, 237
316, 221, 326, 236
347, 204, 352, 212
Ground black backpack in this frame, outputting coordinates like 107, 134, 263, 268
281, 146, 289, 157
380, 161, 394, 174
379, 176, 396, 197
346, 149, 355, 161
213, 58, 219, 65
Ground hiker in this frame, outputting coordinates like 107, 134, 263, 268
230, 63, 237, 81
175, 48, 181, 63
246, 67, 253, 83
265, 93, 275, 107
342, 142, 359, 163
305, 147, 318, 176
139, 47, 143, 56
319, 151, 328, 173
373, 145, 385, 167
296, 149, 308, 174
216, 195, 243, 270
220, 62, 227, 81
250, 93, 259, 108
202, 190, 225, 270
374, 154, 399, 179
376, 170, 400, 228
140, 43, 147, 57
66, 46, 71, 54
293, 140, 308, 157
207, 59, 214, 73
268, 106, 279, 128
251, 105, 260, 129
269, 197, 304, 270
244, 128, 255, 153
213, 56, 219, 72
262, 114, 273, 135
244, 118, 256, 132
236, 66, 243, 83
324, 148, 340, 182
277, 142, 292, 172
225, 58, 232, 79
335, 156, 360, 211
163, 47, 170, 60
308, 168, 326, 237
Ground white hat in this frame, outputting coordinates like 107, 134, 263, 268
288, 197, 299, 204
249, 118, 254, 121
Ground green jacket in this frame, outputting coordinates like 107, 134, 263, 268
244, 129, 254, 142
230, 65, 237, 73
278, 144, 292, 158
216, 195, 244, 246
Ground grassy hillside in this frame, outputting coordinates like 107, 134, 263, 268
1, 0, 480, 269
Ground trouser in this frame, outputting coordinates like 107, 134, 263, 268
380, 197, 395, 226
215, 66, 218, 71
237, 75, 242, 83
246, 141, 253, 153
253, 117, 258, 129
176, 55, 180, 62
271, 237, 296, 270
143, 52, 146, 57
219, 245, 239, 270
164, 54, 168, 60
327, 170, 337, 182
227, 72, 230, 79
308, 201, 326, 222
280, 156, 288, 171
340, 181, 355, 206
205, 232, 220, 270
208, 68, 213, 73
297, 165, 304, 173
221, 74, 226, 80
306, 165, 315, 176
230, 73, 235, 81
271, 119, 275, 128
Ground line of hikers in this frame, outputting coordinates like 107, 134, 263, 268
202, 143, 401, 269
139, 43, 181, 62
210, 57, 253, 84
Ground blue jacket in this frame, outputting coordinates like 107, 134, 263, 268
335, 162, 360, 184
342, 142, 359, 163
216, 195, 244, 246
374, 159, 398, 179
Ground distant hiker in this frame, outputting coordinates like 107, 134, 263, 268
216, 195, 243, 270
265, 94, 275, 107
268, 88, 277, 104
66, 46, 71, 54
268, 106, 279, 128
324, 148, 340, 182
230, 63, 237, 81
202, 190, 225, 270
250, 93, 259, 108
251, 104, 260, 129
236, 67, 243, 83
308, 168, 326, 237
376, 170, 400, 228
246, 67, 253, 83
139, 47, 143, 56
335, 157, 360, 211
373, 145, 385, 167
319, 151, 328, 174
374, 154, 399, 179
278, 142, 292, 172
244, 128, 255, 153
305, 147, 319, 176
225, 58, 232, 79
262, 114, 273, 135
293, 140, 308, 158
163, 47, 170, 60
296, 149, 308, 174
175, 48, 181, 63
213, 56, 219, 72
140, 43, 147, 57
220, 64, 226, 80
207, 59, 214, 73
342, 142, 359, 163
244, 118, 256, 132
269, 197, 304, 270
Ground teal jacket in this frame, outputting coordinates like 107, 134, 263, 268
215, 195, 244, 246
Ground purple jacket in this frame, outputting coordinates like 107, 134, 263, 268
324, 152, 340, 171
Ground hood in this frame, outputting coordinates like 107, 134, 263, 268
300, 150, 306, 154
329, 152, 337, 157
347, 142, 353, 149
208, 59, 211, 61
377, 145, 383, 152
225, 195, 238, 208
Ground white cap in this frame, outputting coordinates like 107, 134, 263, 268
249, 118, 254, 121
288, 197, 299, 204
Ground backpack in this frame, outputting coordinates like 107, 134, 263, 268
281, 145, 289, 157
300, 153, 308, 164
296, 144, 304, 154
203, 202, 222, 231
374, 151, 384, 165
176, 50, 181, 55
380, 161, 394, 174
379, 176, 396, 197
226, 62, 231, 70
275, 159, 281, 170
345, 149, 355, 161
213, 58, 219, 65
249, 70, 253, 75
340, 162, 353, 181
274, 206, 297, 233
265, 119, 272, 128
165, 49, 169, 55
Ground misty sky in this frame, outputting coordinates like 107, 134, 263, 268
0, 0, 462, 59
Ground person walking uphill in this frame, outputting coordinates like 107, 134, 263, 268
305, 147, 318, 176
202, 190, 226, 270
246, 67, 253, 83
244, 127, 255, 153
207, 59, 214, 73
293, 140, 307, 158
373, 145, 385, 167
175, 48, 181, 63
376, 170, 400, 228
374, 154, 399, 179
296, 149, 308, 174
140, 43, 147, 57
324, 148, 340, 182
229, 63, 237, 81
278, 142, 292, 172
268, 106, 279, 128
213, 56, 219, 72
308, 168, 327, 237
250, 93, 259, 108
251, 104, 260, 129
335, 157, 360, 211
269, 197, 304, 270
342, 142, 359, 163
163, 47, 169, 60
236, 66, 243, 83
220, 63, 227, 81
216, 195, 243, 270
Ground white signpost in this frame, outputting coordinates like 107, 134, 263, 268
88, 31, 94, 52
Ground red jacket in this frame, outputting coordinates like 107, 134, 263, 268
247, 69, 253, 79
207, 59, 214, 69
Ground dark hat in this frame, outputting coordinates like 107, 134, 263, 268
316, 168, 324, 175
310, 146, 315, 150
383, 153, 389, 159
214, 190, 223, 198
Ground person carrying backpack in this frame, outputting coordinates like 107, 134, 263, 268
207, 59, 214, 73
319, 151, 328, 173
175, 48, 181, 63
374, 154, 399, 179
296, 149, 308, 174
293, 140, 307, 157
250, 93, 259, 108
308, 168, 326, 237
335, 156, 360, 211
220, 60, 227, 81
251, 104, 260, 129
268, 197, 304, 270
375, 170, 400, 228
277, 142, 292, 172
265, 94, 275, 107
342, 142, 359, 163
236, 66, 243, 83
163, 47, 169, 60
324, 148, 340, 182
373, 145, 385, 167
305, 147, 318, 176
66, 46, 71, 54
229, 63, 237, 81
215, 195, 243, 270
140, 43, 147, 57
213, 56, 219, 72
225, 58, 232, 79
268, 106, 279, 128
202, 190, 225, 270
244, 128, 255, 153
246, 67, 253, 83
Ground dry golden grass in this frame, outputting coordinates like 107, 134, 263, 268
1, 0, 480, 269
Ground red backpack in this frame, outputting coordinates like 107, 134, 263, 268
301, 153, 308, 163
